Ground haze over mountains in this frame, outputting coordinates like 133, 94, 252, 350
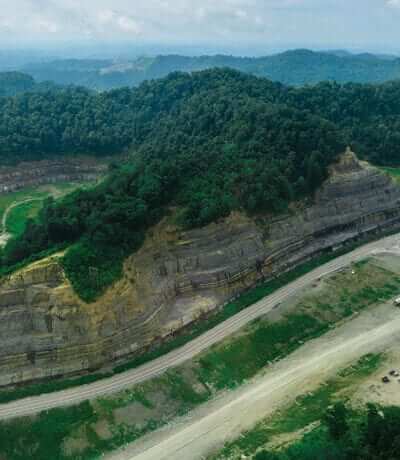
2, 48, 400, 93
4, 0, 400, 458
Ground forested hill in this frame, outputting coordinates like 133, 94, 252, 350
21, 49, 400, 90
0, 71, 57, 97
2, 68, 400, 165
0, 72, 36, 96
0, 69, 306, 161
0, 68, 345, 300
2, 68, 400, 301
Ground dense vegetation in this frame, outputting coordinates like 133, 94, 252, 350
285, 80, 400, 165
22, 49, 400, 90
0, 72, 36, 96
2, 68, 400, 164
255, 403, 400, 460
0, 71, 57, 97
0, 69, 346, 300
2, 67, 400, 301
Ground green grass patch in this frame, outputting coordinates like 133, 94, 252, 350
162, 371, 210, 407
0, 182, 92, 239
272, 353, 384, 435
0, 369, 211, 460
380, 166, 400, 183
0, 187, 46, 221
0, 402, 97, 460
0, 255, 394, 460
196, 261, 400, 391
5, 199, 44, 236
210, 353, 385, 460
197, 314, 329, 390
0, 397, 167, 460
249, 401, 400, 460
338, 353, 384, 378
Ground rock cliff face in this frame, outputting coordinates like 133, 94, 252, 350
0, 157, 107, 193
1, 150, 400, 386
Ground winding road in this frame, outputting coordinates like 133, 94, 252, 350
0, 198, 43, 246
1, 233, 400, 422
114, 305, 400, 460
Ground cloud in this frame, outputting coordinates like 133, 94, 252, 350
0, 0, 399, 52
117, 16, 141, 33
97, 9, 141, 34
34, 18, 60, 33
0, 17, 13, 33
0, 0, 306, 42
386, 0, 400, 7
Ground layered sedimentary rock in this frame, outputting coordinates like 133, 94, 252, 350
0, 157, 107, 193
1, 150, 400, 386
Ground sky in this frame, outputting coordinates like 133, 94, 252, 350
1, 0, 400, 54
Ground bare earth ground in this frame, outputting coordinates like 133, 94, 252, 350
109, 290, 400, 459
352, 348, 400, 408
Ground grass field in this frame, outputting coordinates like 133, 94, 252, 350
0, 187, 47, 221
196, 259, 400, 391
209, 353, 385, 460
5, 199, 45, 236
0, 182, 94, 240
379, 166, 400, 184
0, 258, 399, 460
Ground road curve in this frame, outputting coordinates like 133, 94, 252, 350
0, 198, 43, 246
1, 232, 400, 420
1, 198, 44, 231
119, 307, 400, 460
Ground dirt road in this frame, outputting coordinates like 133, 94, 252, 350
0, 233, 400, 421
0, 186, 68, 246
111, 304, 400, 460
0, 198, 42, 246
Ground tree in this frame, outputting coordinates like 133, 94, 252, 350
324, 402, 349, 440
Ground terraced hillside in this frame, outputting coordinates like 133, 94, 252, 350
0, 150, 400, 387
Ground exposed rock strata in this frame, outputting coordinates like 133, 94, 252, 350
1, 150, 400, 386
0, 157, 107, 193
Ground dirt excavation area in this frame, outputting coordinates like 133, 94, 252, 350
109, 253, 400, 460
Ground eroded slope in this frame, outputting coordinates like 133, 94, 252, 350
1, 151, 400, 386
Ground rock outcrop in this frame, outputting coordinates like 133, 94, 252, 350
1, 150, 400, 386
0, 157, 107, 193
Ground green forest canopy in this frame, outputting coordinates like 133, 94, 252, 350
1, 68, 400, 301
1, 68, 400, 164
0, 71, 57, 97
0, 72, 36, 97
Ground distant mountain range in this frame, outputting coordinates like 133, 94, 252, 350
0, 72, 36, 96
2, 49, 400, 95
14, 49, 400, 90
0, 71, 59, 97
